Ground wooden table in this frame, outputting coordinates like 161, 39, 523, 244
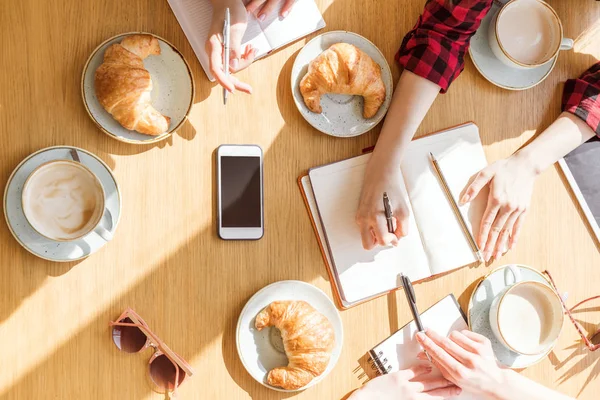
0, 0, 599, 399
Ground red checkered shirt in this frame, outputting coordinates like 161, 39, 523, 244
396, 0, 600, 135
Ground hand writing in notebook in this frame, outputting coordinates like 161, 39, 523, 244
348, 364, 461, 400
206, 0, 294, 94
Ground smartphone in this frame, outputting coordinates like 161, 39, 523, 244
216, 145, 264, 240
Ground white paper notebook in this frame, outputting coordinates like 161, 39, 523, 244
366, 295, 480, 400
166, 0, 326, 81
302, 123, 488, 308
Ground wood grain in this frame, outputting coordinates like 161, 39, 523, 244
0, 0, 598, 399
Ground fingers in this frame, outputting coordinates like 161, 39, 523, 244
280, 0, 296, 17
393, 213, 409, 238
416, 331, 465, 382
372, 215, 399, 246
461, 168, 493, 205
448, 330, 481, 354
418, 385, 462, 399
359, 223, 376, 250
245, 0, 266, 15
494, 210, 520, 259
478, 198, 500, 256
256, 0, 281, 20
410, 376, 453, 392
509, 212, 526, 250
459, 329, 489, 345
482, 207, 511, 261
394, 364, 433, 381
206, 35, 235, 93
229, 22, 251, 70
422, 329, 473, 366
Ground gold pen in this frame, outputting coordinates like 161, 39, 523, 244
429, 152, 484, 263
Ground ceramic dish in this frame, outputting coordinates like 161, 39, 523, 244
291, 31, 393, 137
3, 146, 121, 262
468, 3, 557, 91
81, 32, 195, 144
468, 264, 556, 368
236, 280, 343, 392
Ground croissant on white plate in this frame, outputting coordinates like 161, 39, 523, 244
255, 300, 335, 390
94, 34, 170, 135
299, 42, 386, 119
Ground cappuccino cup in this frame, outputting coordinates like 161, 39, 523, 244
489, 265, 564, 356
22, 160, 113, 242
488, 0, 573, 69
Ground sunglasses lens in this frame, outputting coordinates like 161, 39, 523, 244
149, 354, 186, 391
112, 317, 147, 353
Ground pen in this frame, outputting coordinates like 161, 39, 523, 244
382, 192, 394, 234
400, 273, 432, 362
429, 152, 484, 263
222, 8, 230, 105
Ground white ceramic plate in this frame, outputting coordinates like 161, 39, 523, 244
291, 31, 393, 137
236, 280, 343, 392
468, 3, 557, 91
81, 32, 195, 144
3, 146, 121, 262
468, 264, 555, 368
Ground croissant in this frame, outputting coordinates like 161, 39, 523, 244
255, 300, 335, 390
299, 43, 386, 119
94, 34, 170, 136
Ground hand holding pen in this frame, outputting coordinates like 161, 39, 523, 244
400, 273, 432, 362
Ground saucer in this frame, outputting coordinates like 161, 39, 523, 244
468, 264, 555, 368
468, 3, 557, 90
81, 32, 195, 144
3, 146, 121, 262
236, 280, 343, 392
291, 31, 393, 137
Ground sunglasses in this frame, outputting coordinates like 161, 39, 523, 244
109, 308, 194, 395
545, 270, 600, 351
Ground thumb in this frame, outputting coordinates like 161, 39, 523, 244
461, 168, 494, 204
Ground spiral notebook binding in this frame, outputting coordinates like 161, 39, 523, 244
367, 350, 392, 376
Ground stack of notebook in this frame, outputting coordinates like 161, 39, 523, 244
298, 123, 488, 309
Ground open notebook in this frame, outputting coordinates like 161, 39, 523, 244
359, 295, 480, 400
166, 0, 325, 81
299, 123, 488, 308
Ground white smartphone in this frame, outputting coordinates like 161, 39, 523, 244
216, 145, 264, 240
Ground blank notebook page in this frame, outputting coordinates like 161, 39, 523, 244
309, 154, 430, 305
401, 124, 488, 275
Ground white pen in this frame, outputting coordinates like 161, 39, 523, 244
223, 8, 231, 105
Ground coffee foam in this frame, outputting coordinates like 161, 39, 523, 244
497, 0, 560, 65
23, 161, 104, 240
498, 284, 557, 354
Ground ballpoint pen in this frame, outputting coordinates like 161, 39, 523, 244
383, 192, 394, 234
429, 152, 484, 263
222, 8, 230, 105
400, 273, 432, 362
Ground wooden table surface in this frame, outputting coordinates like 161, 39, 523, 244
1, 0, 599, 399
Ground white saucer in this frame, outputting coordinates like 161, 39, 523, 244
468, 4, 557, 90
81, 32, 195, 144
291, 31, 393, 137
3, 146, 121, 262
468, 264, 555, 369
236, 280, 343, 392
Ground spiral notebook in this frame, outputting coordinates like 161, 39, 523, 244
166, 0, 325, 81
298, 123, 488, 309
360, 295, 479, 400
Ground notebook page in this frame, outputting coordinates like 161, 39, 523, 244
401, 124, 488, 275
309, 154, 430, 305
370, 295, 478, 400
166, 0, 271, 81
257, 0, 326, 50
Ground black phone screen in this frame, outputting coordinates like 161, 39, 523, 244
220, 156, 262, 228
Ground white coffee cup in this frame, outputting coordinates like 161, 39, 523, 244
488, 0, 573, 69
489, 265, 564, 356
22, 159, 113, 242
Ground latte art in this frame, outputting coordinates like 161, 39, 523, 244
23, 161, 104, 240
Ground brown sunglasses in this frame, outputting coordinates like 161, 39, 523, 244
545, 270, 600, 351
109, 308, 194, 395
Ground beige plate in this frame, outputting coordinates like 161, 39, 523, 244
81, 32, 195, 144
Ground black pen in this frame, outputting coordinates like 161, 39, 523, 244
382, 192, 394, 234
400, 273, 432, 362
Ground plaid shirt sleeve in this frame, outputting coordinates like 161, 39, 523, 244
396, 0, 493, 93
562, 62, 600, 136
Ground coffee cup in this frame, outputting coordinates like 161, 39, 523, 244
22, 159, 113, 242
489, 265, 564, 356
488, 0, 573, 70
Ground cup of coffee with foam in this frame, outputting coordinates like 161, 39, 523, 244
22, 159, 113, 242
488, 0, 573, 69
489, 265, 564, 356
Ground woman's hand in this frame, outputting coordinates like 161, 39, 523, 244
416, 329, 505, 399
356, 160, 411, 249
460, 153, 537, 261
348, 364, 461, 400
246, 0, 296, 20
